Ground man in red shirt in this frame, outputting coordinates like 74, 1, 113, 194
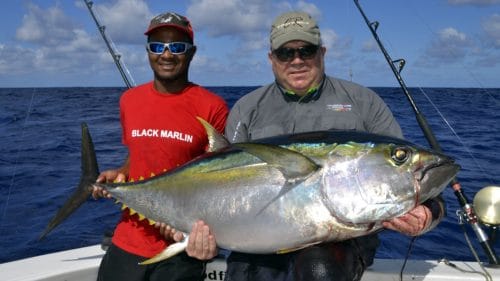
93, 12, 228, 281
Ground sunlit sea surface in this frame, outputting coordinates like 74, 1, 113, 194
0, 86, 499, 263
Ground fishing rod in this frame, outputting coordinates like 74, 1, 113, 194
83, 0, 136, 250
353, 0, 499, 266
83, 0, 135, 89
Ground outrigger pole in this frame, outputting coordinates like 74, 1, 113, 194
354, 0, 499, 266
83, 0, 135, 89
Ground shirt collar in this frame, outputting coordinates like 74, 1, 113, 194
277, 75, 326, 103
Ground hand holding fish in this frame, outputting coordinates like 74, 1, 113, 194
185, 220, 218, 260
382, 204, 432, 236
155, 222, 178, 240
155, 220, 218, 260
91, 169, 127, 199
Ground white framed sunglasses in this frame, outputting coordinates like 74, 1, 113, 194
146, 42, 193, 55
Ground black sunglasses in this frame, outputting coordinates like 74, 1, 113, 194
273, 45, 320, 62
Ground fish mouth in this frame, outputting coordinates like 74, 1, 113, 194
418, 156, 460, 200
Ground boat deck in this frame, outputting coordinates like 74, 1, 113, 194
0, 245, 498, 281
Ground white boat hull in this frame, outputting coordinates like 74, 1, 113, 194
1, 245, 498, 281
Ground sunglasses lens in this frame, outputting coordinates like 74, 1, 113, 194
274, 48, 295, 61
167, 42, 187, 54
274, 45, 319, 62
299, 45, 319, 59
148, 43, 165, 54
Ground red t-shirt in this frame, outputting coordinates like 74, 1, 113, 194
111, 81, 228, 258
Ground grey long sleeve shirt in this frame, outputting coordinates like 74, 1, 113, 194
225, 76, 403, 142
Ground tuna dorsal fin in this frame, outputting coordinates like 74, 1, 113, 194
196, 117, 230, 152
233, 143, 319, 181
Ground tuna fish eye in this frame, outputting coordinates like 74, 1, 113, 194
391, 146, 411, 165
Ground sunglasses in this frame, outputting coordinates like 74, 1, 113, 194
273, 45, 320, 62
146, 42, 193, 55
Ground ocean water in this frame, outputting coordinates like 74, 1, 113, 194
0, 86, 499, 264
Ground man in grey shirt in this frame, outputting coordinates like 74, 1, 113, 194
223, 11, 444, 281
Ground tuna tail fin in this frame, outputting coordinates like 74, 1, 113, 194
139, 234, 189, 265
39, 123, 99, 240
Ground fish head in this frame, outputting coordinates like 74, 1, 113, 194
320, 140, 460, 224
409, 146, 460, 202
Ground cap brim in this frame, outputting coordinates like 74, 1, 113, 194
144, 24, 193, 40
271, 30, 320, 50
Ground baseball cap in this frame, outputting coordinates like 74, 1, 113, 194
270, 12, 321, 50
144, 12, 194, 42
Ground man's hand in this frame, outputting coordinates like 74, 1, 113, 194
155, 222, 179, 241
185, 220, 218, 260
91, 169, 126, 199
383, 204, 432, 236
155, 220, 217, 260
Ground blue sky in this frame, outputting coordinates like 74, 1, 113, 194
0, 0, 499, 88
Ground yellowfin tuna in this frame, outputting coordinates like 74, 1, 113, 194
40, 119, 459, 265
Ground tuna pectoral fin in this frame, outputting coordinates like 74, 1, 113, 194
39, 123, 99, 240
139, 236, 189, 265
234, 143, 319, 180
236, 143, 320, 216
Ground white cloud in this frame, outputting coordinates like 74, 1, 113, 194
439, 27, 467, 41
0, 45, 32, 74
295, 0, 322, 21
186, 0, 271, 37
3, 3, 118, 77
16, 3, 78, 45
93, 0, 152, 44
417, 19, 500, 69
482, 13, 500, 47
360, 39, 378, 53
423, 27, 471, 62
322, 29, 352, 61
321, 29, 339, 49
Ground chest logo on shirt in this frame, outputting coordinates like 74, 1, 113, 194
327, 104, 352, 112
131, 128, 193, 143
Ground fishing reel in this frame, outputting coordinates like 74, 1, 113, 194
454, 185, 500, 266
473, 186, 500, 244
